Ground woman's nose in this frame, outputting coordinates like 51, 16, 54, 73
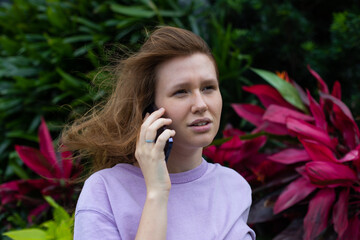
191, 91, 208, 114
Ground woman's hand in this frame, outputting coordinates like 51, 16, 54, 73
135, 107, 175, 195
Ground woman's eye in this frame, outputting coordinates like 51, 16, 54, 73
203, 85, 216, 92
173, 89, 187, 96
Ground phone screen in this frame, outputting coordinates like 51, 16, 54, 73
143, 104, 173, 162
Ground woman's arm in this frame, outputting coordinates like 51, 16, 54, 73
134, 108, 175, 240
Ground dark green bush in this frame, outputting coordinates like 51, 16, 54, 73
0, 0, 250, 234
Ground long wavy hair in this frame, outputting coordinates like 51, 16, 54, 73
61, 26, 218, 177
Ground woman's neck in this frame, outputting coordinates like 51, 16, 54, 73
166, 146, 203, 173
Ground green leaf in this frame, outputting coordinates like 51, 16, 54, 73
210, 137, 232, 146
110, 4, 155, 18
56, 67, 86, 89
9, 151, 30, 179
44, 196, 70, 223
251, 68, 308, 113
72, 16, 102, 32
3, 229, 46, 240
6, 131, 38, 142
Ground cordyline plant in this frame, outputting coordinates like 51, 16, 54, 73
0, 119, 81, 225
205, 66, 360, 239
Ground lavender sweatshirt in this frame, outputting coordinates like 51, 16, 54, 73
74, 159, 256, 239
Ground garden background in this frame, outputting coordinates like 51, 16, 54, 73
1, 0, 360, 239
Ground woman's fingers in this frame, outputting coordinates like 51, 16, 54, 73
139, 108, 165, 140
153, 129, 176, 152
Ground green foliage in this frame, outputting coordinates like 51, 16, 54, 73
251, 68, 307, 113
3, 196, 73, 240
0, 0, 250, 185
0, 0, 250, 232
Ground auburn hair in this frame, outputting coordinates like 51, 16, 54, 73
61, 26, 217, 177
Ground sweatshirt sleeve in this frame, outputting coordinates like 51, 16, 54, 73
223, 206, 256, 240
73, 173, 122, 240
74, 210, 122, 240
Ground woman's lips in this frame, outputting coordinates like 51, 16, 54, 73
188, 118, 212, 133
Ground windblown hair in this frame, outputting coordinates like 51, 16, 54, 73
61, 26, 217, 177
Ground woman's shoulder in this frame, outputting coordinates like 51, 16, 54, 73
206, 162, 251, 189
87, 163, 143, 182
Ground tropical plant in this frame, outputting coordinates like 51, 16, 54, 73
0, 119, 81, 229
205, 67, 360, 239
3, 196, 74, 240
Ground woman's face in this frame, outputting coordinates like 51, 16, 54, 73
154, 53, 222, 150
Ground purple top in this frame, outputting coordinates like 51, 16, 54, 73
74, 159, 256, 239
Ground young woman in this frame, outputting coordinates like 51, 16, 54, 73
62, 26, 256, 240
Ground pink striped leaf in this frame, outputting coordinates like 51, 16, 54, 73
28, 203, 49, 223
243, 84, 297, 110
231, 103, 264, 126
341, 215, 360, 240
15, 145, 59, 179
332, 188, 349, 238
38, 118, 60, 177
307, 65, 329, 94
303, 188, 335, 240
321, 92, 360, 149
222, 125, 245, 138
305, 161, 357, 187
299, 138, 337, 162
292, 80, 310, 106
60, 150, 73, 178
331, 81, 341, 99
268, 148, 310, 164
307, 90, 327, 131
320, 92, 356, 122
262, 104, 313, 125
204, 136, 244, 166
273, 177, 317, 214
339, 149, 360, 162
257, 121, 290, 135
286, 117, 334, 150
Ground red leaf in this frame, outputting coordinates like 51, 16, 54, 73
339, 149, 360, 162
203, 145, 217, 161
303, 188, 336, 240
60, 150, 73, 178
292, 80, 310, 106
305, 161, 357, 187
268, 148, 310, 164
299, 138, 337, 162
38, 118, 60, 177
0, 181, 20, 204
320, 92, 357, 123
15, 145, 58, 179
307, 65, 329, 94
322, 92, 360, 149
257, 121, 289, 135
274, 177, 317, 214
231, 103, 264, 126
262, 104, 313, 125
331, 81, 341, 99
341, 215, 360, 240
332, 188, 349, 238
286, 118, 334, 150
28, 203, 49, 223
205, 136, 244, 165
243, 84, 297, 110
307, 90, 327, 131
222, 125, 245, 137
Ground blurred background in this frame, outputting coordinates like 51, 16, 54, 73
0, 0, 359, 239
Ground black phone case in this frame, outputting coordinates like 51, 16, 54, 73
143, 104, 173, 162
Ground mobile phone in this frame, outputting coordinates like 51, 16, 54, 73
143, 104, 173, 162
